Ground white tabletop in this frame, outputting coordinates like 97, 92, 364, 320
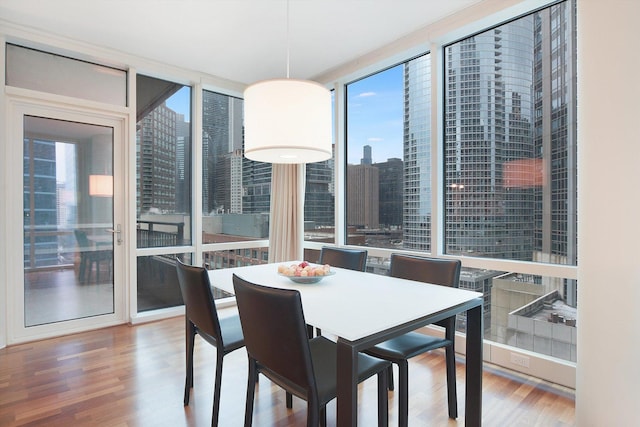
209, 262, 482, 342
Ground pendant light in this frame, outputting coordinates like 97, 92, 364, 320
243, 0, 332, 164
89, 174, 113, 197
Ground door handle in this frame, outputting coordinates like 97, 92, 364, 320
106, 224, 122, 245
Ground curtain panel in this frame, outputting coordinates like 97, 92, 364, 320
268, 163, 305, 263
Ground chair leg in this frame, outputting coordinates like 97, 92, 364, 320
387, 364, 394, 391
397, 360, 409, 427
320, 405, 327, 427
184, 322, 196, 405
286, 391, 293, 408
211, 351, 224, 427
244, 359, 258, 427
78, 254, 87, 283
444, 345, 458, 418
307, 402, 319, 427
377, 370, 389, 427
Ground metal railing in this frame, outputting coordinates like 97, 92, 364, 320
137, 220, 185, 248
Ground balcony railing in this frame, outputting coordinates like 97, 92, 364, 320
137, 220, 185, 248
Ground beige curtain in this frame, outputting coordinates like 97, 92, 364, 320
268, 163, 305, 263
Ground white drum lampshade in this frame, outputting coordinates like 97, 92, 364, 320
89, 174, 113, 197
243, 78, 332, 164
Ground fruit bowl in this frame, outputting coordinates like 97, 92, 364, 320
277, 261, 335, 284
278, 270, 336, 284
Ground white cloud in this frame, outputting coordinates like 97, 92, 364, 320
368, 137, 383, 142
357, 91, 376, 98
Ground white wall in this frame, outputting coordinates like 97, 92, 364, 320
577, 1, 640, 425
0, 35, 6, 349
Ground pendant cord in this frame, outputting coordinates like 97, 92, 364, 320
286, 0, 290, 78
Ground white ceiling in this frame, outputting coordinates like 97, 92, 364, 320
0, 0, 484, 85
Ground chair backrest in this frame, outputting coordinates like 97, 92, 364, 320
232, 274, 317, 397
74, 229, 89, 248
175, 259, 222, 342
389, 254, 461, 289
319, 246, 368, 272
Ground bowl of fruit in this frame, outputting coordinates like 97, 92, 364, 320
277, 261, 335, 284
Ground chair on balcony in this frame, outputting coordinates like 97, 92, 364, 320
232, 273, 390, 427
73, 229, 112, 284
318, 246, 368, 272
175, 259, 245, 427
363, 254, 462, 427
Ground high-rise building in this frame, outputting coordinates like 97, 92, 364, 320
202, 91, 243, 214
532, 3, 578, 305
305, 159, 334, 227
23, 137, 58, 267
242, 158, 272, 214
175, 113, 191, 214
347, 161, 379, 229
403, 54, 432, 251
361, 144, 372, 165
136, 103, 177, 214
375, 157, 403, 228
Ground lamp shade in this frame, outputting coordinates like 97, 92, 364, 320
89, 174, 113, 197
243, 78, 332, 163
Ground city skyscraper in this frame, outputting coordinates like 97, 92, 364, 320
136, 102, 177, 214
304, 158, 335, 227
175, 113, 191, 214
23, 137, 58, 267
361, 144, 372, 165
403, 54, 432, 251
202, 91, 244, 214
374, 157, 403, 228
347, 160, 379, 229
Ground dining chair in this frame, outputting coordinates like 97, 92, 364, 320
74, 229, 112, 284
313, 246, 368, 336
232, 273, 391, 427
363, 254, 462, 427
318, 246, 368, 272
175, 259, 245, 427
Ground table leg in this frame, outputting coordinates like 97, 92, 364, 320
336, 338, 358, 426
465, 302, 484, 427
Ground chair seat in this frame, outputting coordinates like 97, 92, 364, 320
219, 315, 245, 352
367, 331, 452, 361
196, 315, 244, 353
309, 337, 391, 405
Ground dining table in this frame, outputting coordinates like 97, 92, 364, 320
208, 261, 484, 427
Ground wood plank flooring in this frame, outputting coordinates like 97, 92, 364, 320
0, 312, 575, 426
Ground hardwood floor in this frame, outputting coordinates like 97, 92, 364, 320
0, 312, 575, 426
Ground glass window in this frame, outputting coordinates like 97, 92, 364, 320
304, 91, 335, 244
443, 1, 576, 269
345, 55, 431, 250
201, 90, 270, 247
137, 253, 189, 311
203, 247, 268, 273
442, 0, 577, 363
364, 254, 577, 362
6, 44, 127, 106
136, 76, 192, 248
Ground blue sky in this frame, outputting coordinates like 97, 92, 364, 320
346, 64, 404, 165
166, 87, 191, 122
165, 65, 405, 165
